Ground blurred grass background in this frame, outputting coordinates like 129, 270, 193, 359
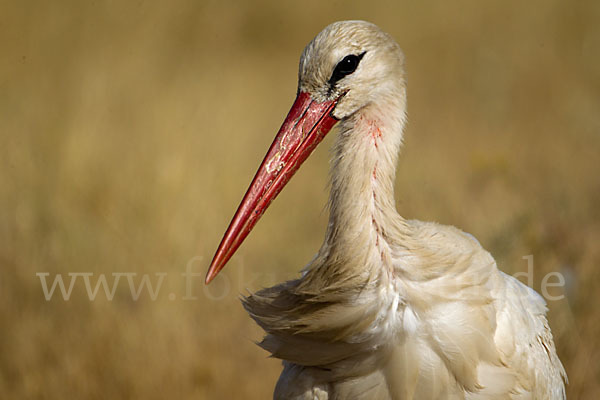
1, 0, 599, 398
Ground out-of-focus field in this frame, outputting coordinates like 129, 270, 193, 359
1, 0, 599, 398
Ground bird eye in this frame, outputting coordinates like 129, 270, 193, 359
329, 52, 366, 86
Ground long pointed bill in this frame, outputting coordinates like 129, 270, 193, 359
206, 92, 339, 284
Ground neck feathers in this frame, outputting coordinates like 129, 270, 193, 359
301, 87, 411, 287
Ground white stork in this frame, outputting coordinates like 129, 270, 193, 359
206, 20, 567, 399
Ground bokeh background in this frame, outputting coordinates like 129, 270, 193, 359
1, 0, 599, 398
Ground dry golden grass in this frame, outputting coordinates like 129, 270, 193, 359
1, 0, 599, 398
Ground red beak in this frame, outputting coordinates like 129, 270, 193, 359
205, 92, 339, 284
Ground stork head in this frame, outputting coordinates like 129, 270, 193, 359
206, 21, 405, 283
299, 20, 405, 120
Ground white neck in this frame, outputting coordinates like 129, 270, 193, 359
319, 88, 411, 273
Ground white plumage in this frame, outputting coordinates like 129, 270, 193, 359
208, 20, 567, 399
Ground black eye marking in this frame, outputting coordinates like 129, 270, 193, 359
328, 51, 366, 87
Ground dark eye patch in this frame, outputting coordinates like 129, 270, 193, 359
328, 51, 366, 87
